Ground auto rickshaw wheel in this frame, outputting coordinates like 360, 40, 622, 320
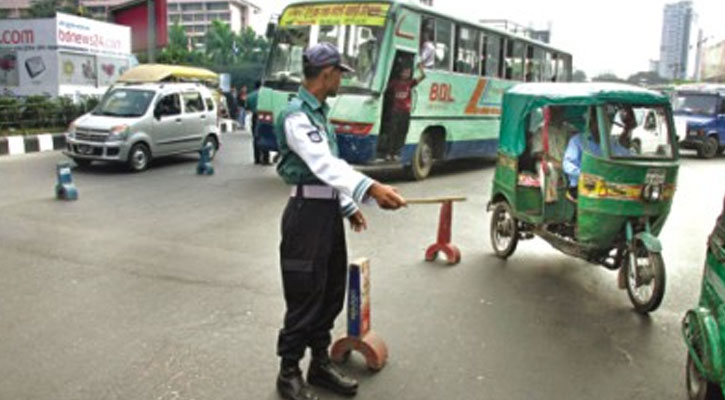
490, 201, 518, 259
698, 136, 719, 159
686, 353, 724, 400
624, 244, 665, 314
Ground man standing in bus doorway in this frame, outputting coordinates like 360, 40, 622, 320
381, 59, 426, 161
274, 42, 407, 400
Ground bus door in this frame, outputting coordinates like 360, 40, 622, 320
378, 51, 416, 160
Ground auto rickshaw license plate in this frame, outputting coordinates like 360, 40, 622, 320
645, 169, 666, 185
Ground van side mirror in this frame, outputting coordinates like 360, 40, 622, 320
266, 22, 277, 40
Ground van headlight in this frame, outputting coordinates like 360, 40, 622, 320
67, 121, 76, 139
642, 183, 663, 202
107, 125, 129, 141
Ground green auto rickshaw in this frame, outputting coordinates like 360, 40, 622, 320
488, 83, 679, 314
683, 196, 725, 400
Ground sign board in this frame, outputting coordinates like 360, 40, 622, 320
111, 0, 169, 53
0, 13, 131, 97
280, 3, 390, 27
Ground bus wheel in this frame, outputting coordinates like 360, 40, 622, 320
410, 134, 434, 180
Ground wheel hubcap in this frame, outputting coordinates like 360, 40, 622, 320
628, 253, 655, 303
420, 144, 432, 167
133, 149, 147, 169
494, 210, 513, 250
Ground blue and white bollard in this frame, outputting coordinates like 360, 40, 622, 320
55, 162, 78, 200
197, 143, 215, 175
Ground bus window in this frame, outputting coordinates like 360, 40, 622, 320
526, 46, 545, 82
266, 26, 310, 82
434, 20, 453, 71
420, 17, 436, 69
505, 40, 525, 80
481, 32, 502, 78
455, 26, 479, 74
544, 51, 554, 81
557, 54, 572, 82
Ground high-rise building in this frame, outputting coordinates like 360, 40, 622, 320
658, 1, 693, 80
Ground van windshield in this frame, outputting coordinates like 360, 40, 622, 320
673, 93, 718, 115
93, 89, 156, 117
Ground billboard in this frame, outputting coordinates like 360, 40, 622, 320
0, 13, 131, 96
701, 40, 725, 82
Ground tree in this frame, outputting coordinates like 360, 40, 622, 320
591, 73, 625, 83
157, 23, 199, 65
205, 20, 237, 65
235, 27, 269, 63
24, 0, 83, 18
626, 71, 669, 86
572, 69, 587, 82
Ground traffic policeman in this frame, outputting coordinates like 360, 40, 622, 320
274, 43, 407, 400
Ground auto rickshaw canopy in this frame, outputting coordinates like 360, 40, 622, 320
499, 83, 672, 156
117, 64, 219, 85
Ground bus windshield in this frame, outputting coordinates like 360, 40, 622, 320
266, 24, 385, 91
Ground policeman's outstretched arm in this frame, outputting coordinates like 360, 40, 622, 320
367, 182, 407, 210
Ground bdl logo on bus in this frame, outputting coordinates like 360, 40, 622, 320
429, 83, 455, 102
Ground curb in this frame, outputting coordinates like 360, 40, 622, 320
0, 133, 67, 157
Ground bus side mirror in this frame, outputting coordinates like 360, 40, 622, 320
266, 22, 277, 40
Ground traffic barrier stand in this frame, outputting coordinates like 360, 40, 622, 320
331, 258, 388, 371
197, 143, 215, 175
55, 162, 78, 201
407, 196, 467, 265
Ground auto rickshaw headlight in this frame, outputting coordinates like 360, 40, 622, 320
642, 183, 663, 202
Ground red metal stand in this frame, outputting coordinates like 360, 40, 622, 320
331, 258, 388, 371
424, 200, 461, 265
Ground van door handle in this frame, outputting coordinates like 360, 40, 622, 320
175, 118, 182, 122
200, 115, 207, 119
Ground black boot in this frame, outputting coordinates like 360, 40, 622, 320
277, 365, 319, 400
307, 353, 358, 396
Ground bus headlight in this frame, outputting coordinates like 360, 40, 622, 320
642, 183, 663, 202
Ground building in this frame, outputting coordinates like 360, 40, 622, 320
166, 0, 260, 47
419, 0, 433, 6
1, 0, 260, 48
700, 40, 725, 82
658, 1, 693, 80
0, 12, 133, 97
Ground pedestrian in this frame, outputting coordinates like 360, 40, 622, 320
381, 59, 425, 161
247, 81, 270, 165
238, 85, 248, 130
224, 87, 238, 123
274, 42, 407, 400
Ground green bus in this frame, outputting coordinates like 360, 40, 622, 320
256, 0, 572, 179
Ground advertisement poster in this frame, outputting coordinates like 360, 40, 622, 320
96, 56, 130, 86
0, 49, 19, 87
60, 52, 97, 86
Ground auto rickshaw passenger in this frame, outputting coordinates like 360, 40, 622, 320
564, 111, 631, 196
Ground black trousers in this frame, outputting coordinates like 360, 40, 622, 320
277, 196, 348, 361
380, 111, 410, 157
251, 114, 269, 164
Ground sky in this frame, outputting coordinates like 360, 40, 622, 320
250, 0, 725, 79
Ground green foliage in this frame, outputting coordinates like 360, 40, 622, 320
0, 95, 99, 135
591, 73, 625, 83
572, 69, 587, 82
626, 71, 670, 86
205, 20, 238, 65
24, 0, 84, 18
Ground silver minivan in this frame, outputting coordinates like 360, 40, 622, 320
64, 82, 221, 172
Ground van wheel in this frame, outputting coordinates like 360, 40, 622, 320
697, 136, 719, 159
127, 143, 151, 172
201, 135, 218, 160
410, 134, 434, 180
